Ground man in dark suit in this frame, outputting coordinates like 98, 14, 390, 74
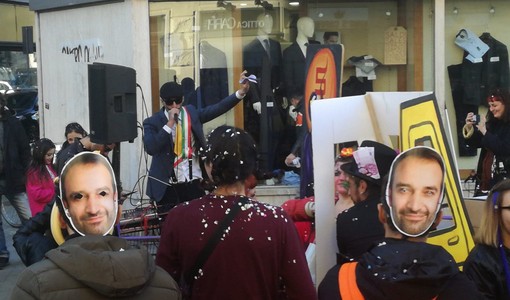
143, 72, 249, 212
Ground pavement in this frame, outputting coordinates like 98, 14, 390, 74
0, 223, 25, 299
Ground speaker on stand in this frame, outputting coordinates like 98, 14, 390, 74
88, 62, 137, 188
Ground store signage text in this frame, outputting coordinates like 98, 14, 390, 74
207, 18, 264, 30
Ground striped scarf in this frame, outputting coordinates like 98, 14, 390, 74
174, 107, 192, 168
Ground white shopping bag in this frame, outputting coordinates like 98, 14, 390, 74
305, 242, 316, 286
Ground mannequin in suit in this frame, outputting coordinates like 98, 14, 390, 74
283, 17, 316, 196
283, 17, 315, 99
243, 13, 284, 171
198, 41, 229, 108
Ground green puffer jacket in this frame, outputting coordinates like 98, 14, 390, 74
10, 235, 181, 300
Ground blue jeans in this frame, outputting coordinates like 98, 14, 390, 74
0, 179, 31, 253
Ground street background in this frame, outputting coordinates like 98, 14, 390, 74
0, 223, 25, 298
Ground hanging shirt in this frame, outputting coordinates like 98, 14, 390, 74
455, 28, 489, 63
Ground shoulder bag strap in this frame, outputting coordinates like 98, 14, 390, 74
339, 262, 364, 300
184, 196, 248, 285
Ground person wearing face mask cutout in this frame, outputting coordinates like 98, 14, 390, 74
143, 72, 249, 214
11, 152, 181, 299
319, 147, 482, 300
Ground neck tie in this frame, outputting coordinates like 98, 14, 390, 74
174, 110, 183, 156
264, 39, 271, 60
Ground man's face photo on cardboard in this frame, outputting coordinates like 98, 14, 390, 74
59, 152, 118, 236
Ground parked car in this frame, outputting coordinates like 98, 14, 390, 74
0, 88, 39, 143
0, 81, 13, 94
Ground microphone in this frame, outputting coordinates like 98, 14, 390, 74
174, 113, 179, 124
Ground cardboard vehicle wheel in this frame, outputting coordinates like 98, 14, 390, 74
1, 195, 22, 228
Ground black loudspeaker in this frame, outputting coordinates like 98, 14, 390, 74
88, 62, 137, 144
22, 26, 34, 54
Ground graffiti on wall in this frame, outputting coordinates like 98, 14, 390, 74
61, 39, 104, 63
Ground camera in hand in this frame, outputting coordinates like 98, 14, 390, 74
472, 114, 480, 125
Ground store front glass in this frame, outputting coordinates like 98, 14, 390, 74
444, 0, 510, 168
0, 2, 37, 90
0, 2, 38, 142
149, 1, 425, 178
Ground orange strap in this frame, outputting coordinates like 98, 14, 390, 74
339, 262, 364, 300
296, 113, 303, 127
338, 262, 439, 300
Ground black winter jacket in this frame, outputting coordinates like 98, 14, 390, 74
464, 244, 510, 299
11, 235, 182, 299
465, 118, 510, 189
319, 239, 482, 300
461, 33, 509, 106
0, 108, 30, 194
13, 200, 57, 266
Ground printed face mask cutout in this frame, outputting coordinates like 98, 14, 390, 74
59, 152, 118, 236
385, 147, 445, 237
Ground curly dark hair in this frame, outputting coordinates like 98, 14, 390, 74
202, 125, 258, 186
64, 122, 88, 138
28, 138, 56, 182
486, 88, 510, 123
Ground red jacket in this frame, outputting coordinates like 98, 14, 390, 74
281, 197, 315, 248
26, 166, 56, 216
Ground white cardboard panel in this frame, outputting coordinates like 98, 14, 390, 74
312, 91, 431, 285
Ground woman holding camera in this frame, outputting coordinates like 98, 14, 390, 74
463, 88, 510, 196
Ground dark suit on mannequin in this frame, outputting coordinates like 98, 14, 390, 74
198, 41, 229, 108
283, 42, 306, 99
243, 37, 282, 142
243, 38, 283, 171
243, 38, 282, 90
461, 33, 510, 106
282, 16, 318, 99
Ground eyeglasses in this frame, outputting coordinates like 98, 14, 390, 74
499, 205, 510, 210
163, 97, 183, 105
